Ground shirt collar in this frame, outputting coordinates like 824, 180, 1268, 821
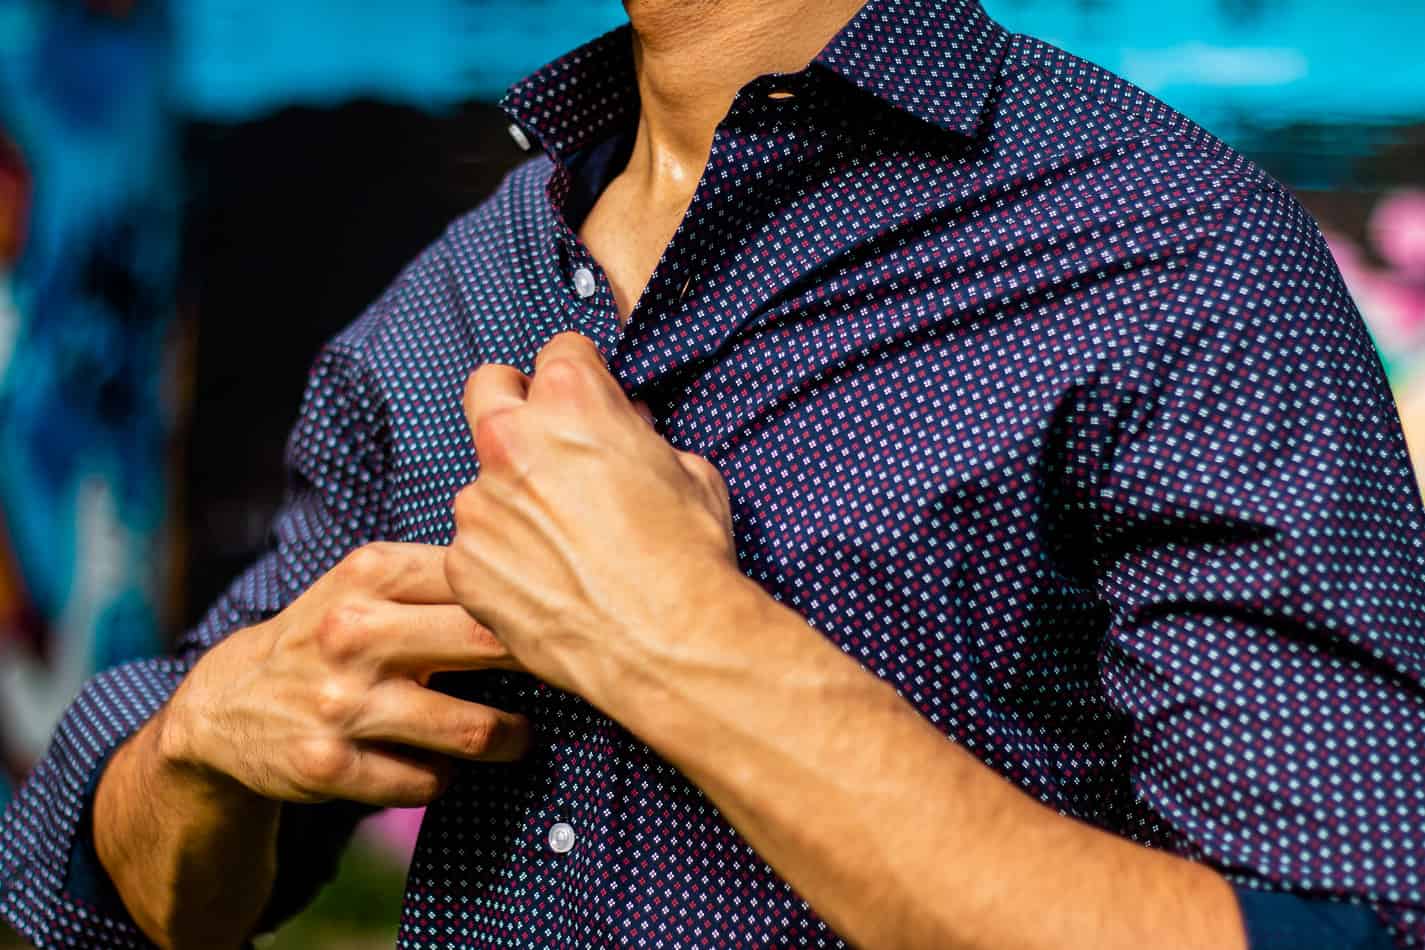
498, 0, 1009, 162
813, 0, 1009, 137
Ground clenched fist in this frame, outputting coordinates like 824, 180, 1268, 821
444, 331, 744, 714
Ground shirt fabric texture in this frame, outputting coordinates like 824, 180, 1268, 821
4, 1, 1425, 946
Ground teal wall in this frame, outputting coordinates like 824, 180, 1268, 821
161, 0, 1425, 141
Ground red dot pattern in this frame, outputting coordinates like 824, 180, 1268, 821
4, 1, 1425, 947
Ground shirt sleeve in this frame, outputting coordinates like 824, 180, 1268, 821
1089, 181, 1425, 947
0, 338, 393, 949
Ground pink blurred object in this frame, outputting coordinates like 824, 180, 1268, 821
1349, 268, 1425, 354
1324, 216, 1425, 357
1370, 277, 1425, 332
1371, 189, 1425, 280
1328, 243, 1415, 354
360, 806, 425, 863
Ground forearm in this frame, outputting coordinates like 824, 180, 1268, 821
607, 575, 1248, 950
93, 698, 281, 950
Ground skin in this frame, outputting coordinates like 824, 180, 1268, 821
93, 1, 1251, 947
582, 0, 870, 320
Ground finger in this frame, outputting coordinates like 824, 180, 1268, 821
339, 742, 453, 808
462, 363, 530, 434
532, 330, 605, 376
335, 542, 461, 604
675, 450, 727, 497
529, 332, 625, 411
675, 450, 735, 531
363, 602, 523, 675
632, 400, 655, 426
352, 679, 533, 763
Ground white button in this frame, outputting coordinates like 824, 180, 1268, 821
548, 821, 576, 853
572, 267, 597, 299
508, 123, 532, 151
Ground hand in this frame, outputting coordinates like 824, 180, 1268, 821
162, 542, 533, 807
445, 331, 743, 709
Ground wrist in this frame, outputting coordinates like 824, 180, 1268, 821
153, 639, 264, 801
153, 689, 205, 775
599, 564, 790, 739
151, 688, 278, 814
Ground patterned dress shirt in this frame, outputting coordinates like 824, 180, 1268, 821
4, 0, 1425, 947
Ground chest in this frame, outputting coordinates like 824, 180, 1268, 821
380, 132, 1203, 698
381, 302, 1099, 709
575, 174, 691, 325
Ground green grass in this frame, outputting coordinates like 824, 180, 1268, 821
258, 837, 408, 950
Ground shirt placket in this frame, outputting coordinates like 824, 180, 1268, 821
519, 67, 833, 944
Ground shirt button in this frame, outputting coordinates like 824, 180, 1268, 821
508, 123, 532, 151
548, 821, 576, 854
572, 267, 597, 299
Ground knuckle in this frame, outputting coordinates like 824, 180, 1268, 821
293, 737, 354, 791
313, 676, 360, 726
408, 776, 442, 805
683, 451, 725, 487
423, 760, 455, 796
547, 330, 596, 357
431, 763, 454, 796
340, 543, 391, 584
452, 483, 482, 526
538, 356, 590, 393
315, 603, 370, 662
403, 767, 447, 806
472, 407, 520, 467
443, 541, 480, 606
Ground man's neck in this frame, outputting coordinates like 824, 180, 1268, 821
622, 0, 867, 203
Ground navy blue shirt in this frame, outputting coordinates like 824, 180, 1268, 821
6, 0, 1424, 946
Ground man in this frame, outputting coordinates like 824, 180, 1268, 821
3, 0, 1423, 946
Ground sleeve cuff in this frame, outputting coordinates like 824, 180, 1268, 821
1233, 885, 1396, 950
60, 745, 127, 919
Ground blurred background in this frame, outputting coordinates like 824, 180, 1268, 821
1, 0, 1423, 946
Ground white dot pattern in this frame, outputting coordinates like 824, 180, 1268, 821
4, 1, 1425, 947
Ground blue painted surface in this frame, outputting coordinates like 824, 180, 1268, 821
160, 0, 1425, 138
171, 0, 629, 118
0, 2, 176, 773
984, 0, 1425, 129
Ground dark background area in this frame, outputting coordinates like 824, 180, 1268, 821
178, 101, 527, 621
